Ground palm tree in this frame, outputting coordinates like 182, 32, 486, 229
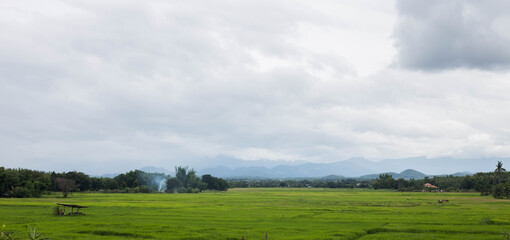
494, 161, 506, 184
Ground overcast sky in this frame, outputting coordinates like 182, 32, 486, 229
2, 0, 510, 174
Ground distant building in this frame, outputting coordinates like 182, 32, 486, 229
424, 183, 437, 188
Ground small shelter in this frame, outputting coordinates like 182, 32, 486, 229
55, 203, 87, 216
424, 183, 438, 188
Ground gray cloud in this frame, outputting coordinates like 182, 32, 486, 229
394, 0, 510, 71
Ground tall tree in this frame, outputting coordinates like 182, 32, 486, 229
175, 166, 194, 188
55, 178, 78, 198
495, 161, 506, 184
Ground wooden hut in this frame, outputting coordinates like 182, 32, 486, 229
55, 203, 87, 216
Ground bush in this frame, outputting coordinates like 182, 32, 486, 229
10, 187, 31, 198
135, 186, 154, 193
166, 178, 179, 193
493, 185, 505, 199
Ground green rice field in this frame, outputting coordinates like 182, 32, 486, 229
1, 188, 510, 239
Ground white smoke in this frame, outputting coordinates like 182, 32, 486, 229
151, 175, 167, 192
158, 178, 167, 192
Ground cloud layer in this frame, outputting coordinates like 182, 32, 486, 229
1, 1, 510, 174
394, 0, 510, 71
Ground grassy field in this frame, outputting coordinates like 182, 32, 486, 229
1, 188, 510, 239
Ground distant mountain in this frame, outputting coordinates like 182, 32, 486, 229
139, 166, 172, 175
198, 159, 375, 178
398, 169, 427, 179
194, 155, 306, 169
359, 169, 426, 180
370, 157, 503, 175
99, 173, 120, 178
451, 171, 472, 177
315, 175, 345, 180
197, 156, 506, 178
431, 171, 472, 178
95, 166, 172, 178
358, 172, 398, 180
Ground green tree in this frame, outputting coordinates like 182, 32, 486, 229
460, 176, 475, 190
0, 167, 6, 194
65, 171, 91, 191
166, 178, 179, 193
495, 161, 506, 184
175, 166, 191, 188
202, 174, 229, 191
373, 174, 397, 190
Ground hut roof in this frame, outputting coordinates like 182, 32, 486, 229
56, 203, 88, 208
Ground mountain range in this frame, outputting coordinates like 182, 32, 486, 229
195, 156, 501, 178
100, 156, 505, 179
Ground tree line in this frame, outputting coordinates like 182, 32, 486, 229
371, 161, 510, 199
0, 166, 228, 198
229, 162, 510, 200
2, 162, 510, 199
228, 178, 370, 188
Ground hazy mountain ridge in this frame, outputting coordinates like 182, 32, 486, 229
140, 166, 173, 175
359, 169, 427, 180
196, 157, 502, 178
116, 157, 503, 179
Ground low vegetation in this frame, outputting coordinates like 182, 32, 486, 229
1, 225, 49, 240
1, 189, 510, 239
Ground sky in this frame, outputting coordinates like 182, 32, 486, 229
2, 0, 510, 174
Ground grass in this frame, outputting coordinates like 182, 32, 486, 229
1, 188, 510, 239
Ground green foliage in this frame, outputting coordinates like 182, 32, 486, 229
202, 174, 229, 191
165, 178, 179, 193
1, 166, 222, 196
1, 225, 48, 240
0, 224, 20, 240
175, 166, 190, 188
166, 166, 225, 193
27, 227, 49, 240
0, 167, 50, 198
9, 188, 31, 198
495, 161, 506, 181
229, 178, 370, 188
490, 162, 510, 199
112, 170, 167, 191
373, 174, 398, 190
133, 185, 154, 193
